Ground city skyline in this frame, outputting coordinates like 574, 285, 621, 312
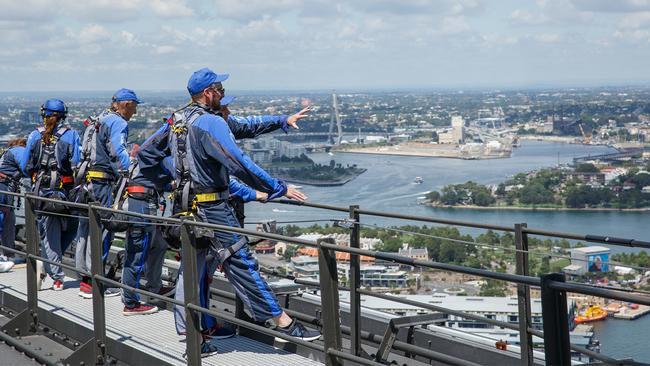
2, 1, 650, 91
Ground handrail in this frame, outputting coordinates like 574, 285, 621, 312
0, 190, 648, 365
273, 197, 650, 250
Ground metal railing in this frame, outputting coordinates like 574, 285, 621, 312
271, 198, 650, 366
0, 191, 648, 366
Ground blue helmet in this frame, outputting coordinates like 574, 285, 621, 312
40, 99, 67, 119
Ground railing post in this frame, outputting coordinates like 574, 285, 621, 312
89, 202, 107, 365
515, 223, 533, 365
180, 220, 202, 365
318, 237, 342, 366
540, 273, 571, 366
348, 205, 361, 357
24, 194, 39, 330
2, 194, 41, 337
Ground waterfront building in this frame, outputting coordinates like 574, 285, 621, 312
568, 246, 611, 275
290, 255, 320, 279
451, 116, 465, 144
398, 245, 429, 261
568, 172, 606, 187
337, 265, 412, 288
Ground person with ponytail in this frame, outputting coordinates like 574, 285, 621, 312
21, 99, 81, 291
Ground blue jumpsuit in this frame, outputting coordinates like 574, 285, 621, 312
126, 111, 287, 315
121, 123, 172, 307
22, 126, 81, 281
76, 110, 130, 276
172, 104, 290, 334
0, 147, 25, 258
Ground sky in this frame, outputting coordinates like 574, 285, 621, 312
2, 0, 650, 92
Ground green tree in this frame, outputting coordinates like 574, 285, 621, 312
479, 279, 508, 296
519, 183, 554, 205
575, 163, 599, 173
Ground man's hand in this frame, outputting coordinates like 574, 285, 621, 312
285, 186, 307, 202
286, 106, 312, 130
255, 191, 268, 202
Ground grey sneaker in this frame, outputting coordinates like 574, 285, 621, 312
274, 320, 321, 343
79, 286, 121, 299
183, 341, 218, 359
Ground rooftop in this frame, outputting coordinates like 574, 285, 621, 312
571, 246, 611, 254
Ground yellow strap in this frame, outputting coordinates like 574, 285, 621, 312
194, 192, 218, 202
87, 171, 110, 179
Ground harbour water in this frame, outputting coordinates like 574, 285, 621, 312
245, 140, 650, 362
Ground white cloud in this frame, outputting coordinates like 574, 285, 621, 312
237, 16, 287, 40
440, 16, 471, 35
613, 29, 650, 42
213, 0, 301, 21
510, 9, 549, 25
59, 0, 143, 22
619, 11, 650, 29
154, 45, 178, 54
71, 24, 111, 44
149, 0, 194, 18
0, 0, 51, 20
571, 0, 650, 13
535, 33, 561, 43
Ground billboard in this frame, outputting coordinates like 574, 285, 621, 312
588, 254, 609, 272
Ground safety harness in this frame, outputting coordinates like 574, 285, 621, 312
31, 125, 73, 214
166, 106, 245, 262
0, 148, 22, 209
98, 162, 135, 233
168, 107, 230, 213
75, 115, 113, 186
33, 125, 73, 193
0, 148, 21, 185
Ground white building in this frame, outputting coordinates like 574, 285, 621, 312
451, 116, 465, 144
398, 245, 429, 261
568, 246, 611, 275
290, 256, 320, 279
337, 265, 412, 288
365, 135, 387, 144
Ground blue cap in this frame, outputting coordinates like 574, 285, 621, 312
187, 67, 228, 95
220, 96, 235, 106
112, 88, 142, 104
41, 99, 67, 117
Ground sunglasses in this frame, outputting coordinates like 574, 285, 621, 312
209, 83, 225, 95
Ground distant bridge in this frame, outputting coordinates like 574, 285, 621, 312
573, 147, 644, 164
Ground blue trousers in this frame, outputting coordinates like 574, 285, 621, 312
174, 200, 282, 334
121, 195, 166, 307
39, 215, 78, 281
74, 180, 114, 276
0, 182, 17, 257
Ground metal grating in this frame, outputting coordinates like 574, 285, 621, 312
0, 268, 323, 366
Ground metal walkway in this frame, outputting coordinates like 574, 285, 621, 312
0, 267, 323, 366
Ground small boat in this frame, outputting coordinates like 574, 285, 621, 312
328, 152, 334, 156
413, 177, 424, 184
604, 303, 622, 314
575, 305, 608, 324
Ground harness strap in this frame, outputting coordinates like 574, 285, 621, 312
127, 185, 157, 196
217, 236, 247, 263
87, 170, 112, 180
194, 191, 230, 203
